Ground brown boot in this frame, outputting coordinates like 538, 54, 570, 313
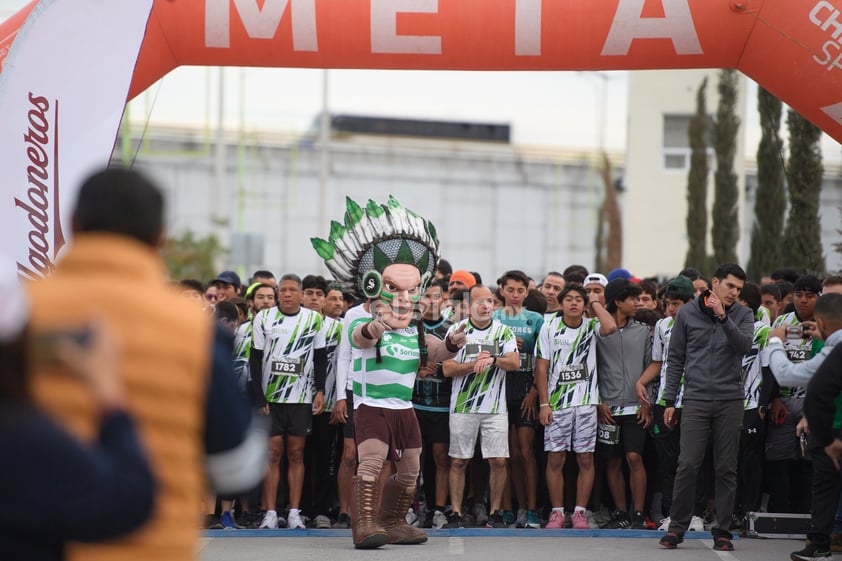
351, 475, 389, 549
379, 477, 428, 545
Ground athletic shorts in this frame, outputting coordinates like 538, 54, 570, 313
596, 414, 647, 458
544, 405, 598, 453
342, 389, 355, 440
269, 402, 313, 437
448, 412, 509, 459
507, 400, 538, 429
415, 408, 450, 445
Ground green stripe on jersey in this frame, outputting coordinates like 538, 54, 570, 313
353, 381, 414, 401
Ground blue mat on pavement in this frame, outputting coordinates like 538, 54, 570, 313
203, 529, 730, 539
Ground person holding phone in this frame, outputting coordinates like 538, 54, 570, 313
765, 274, 822, 516
0, 260, 155, 561
658, 264, 754, 552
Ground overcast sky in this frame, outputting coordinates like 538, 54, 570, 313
2, 1, 840, 162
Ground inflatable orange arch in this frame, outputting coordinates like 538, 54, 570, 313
2, 0, 842, 143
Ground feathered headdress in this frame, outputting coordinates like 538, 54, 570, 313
311, 196, 440, 299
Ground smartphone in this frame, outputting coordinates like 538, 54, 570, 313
31, 327, 93, 366
785, 325, 803, 339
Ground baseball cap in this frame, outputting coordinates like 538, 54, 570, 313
0, 256, 28, 342
664, 276, 695, 300
449, 270, 476, 289
583, 273, 608, 288
607, 268, 632, 282
213, 271, 241, 287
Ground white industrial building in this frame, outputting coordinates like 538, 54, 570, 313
1, 3, 840, 281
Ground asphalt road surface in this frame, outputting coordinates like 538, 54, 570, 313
199, 529, 808, 561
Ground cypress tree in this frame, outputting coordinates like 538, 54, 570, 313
747, 87, 786, 281
711, 69, 740, 265
684, 77, 709, 273
836, 206, 842, 260
782, 110, 825, 273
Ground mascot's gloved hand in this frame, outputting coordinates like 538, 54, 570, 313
364, 318, 389, 341
446, 322, 467, 351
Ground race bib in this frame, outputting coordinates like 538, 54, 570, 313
597, 423, 621, 445
464, 342, 499, 362
518, 352, 533, 372
271, 357, 303, 376
786, 345, 810, 362
557, 363, 589, 384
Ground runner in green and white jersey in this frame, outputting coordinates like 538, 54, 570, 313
249, 274, 327, 531
321, 289, 345, 412
535, 284, 616, 530
736, 281, 774, 518
251, 301, 325, 406
443, 284, 519, 529
235, 283, 276, 401
761, 283, 782, 325
300, 275, 343, 529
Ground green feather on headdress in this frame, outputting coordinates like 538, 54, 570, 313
310, 195, 440, 297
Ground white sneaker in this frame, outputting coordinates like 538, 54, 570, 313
514, 508, 527, 528
314, 514, 331, 529
658, 517, 671, 532
259, 510, 279, 529
689, 515, 705, 531
406, 507, 419, 526
432, 510, 448, 529
287, 509, 306, 529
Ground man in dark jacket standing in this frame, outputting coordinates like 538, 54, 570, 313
658, 263, 754, 552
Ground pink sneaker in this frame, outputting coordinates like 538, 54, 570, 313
545, 510, 565, 529
571, 510, 590, 529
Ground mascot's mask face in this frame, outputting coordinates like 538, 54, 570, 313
374, 263, 422, 329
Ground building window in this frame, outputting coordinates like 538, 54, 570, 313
662, 114, 712, 173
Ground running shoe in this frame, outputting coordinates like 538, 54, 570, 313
545, 510, 565, 529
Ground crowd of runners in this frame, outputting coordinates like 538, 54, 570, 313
189, 258, 842, 559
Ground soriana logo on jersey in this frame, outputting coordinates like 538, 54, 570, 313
14, 91, 66, 280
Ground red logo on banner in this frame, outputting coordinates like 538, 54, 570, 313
15, 92, 65, 280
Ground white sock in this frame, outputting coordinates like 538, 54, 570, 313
289, 508, 300, 515
552, 507, 564, 514
574, 506, 586, 513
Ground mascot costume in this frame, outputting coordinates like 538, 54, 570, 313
312, 196, 466, 548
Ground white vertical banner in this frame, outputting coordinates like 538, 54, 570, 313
0, 0, 153, 279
